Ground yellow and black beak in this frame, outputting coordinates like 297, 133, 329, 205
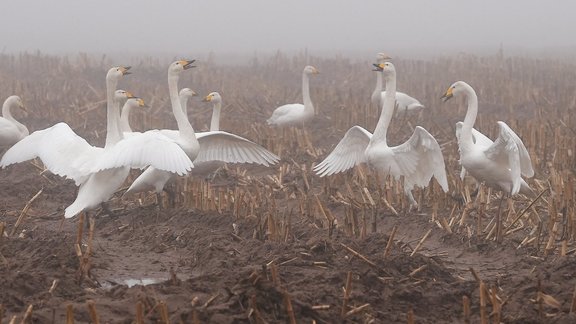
441, 87, 454, 102
372, 63, 384, 71
180, 59, 196, 70
313, 67, 320, 74
202, 94, 212, 102
125, 91, 135, 99
120, 66, 132, 75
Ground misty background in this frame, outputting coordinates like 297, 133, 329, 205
2, 0, 576, 61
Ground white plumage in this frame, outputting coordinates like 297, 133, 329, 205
442, 81, 534, 195
315, 62, 448, 207
267, 65, 319, 126
0, 96, 28, 148
125, 91, 280, 196
371, 53, 425, 115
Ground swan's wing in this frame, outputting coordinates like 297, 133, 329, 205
195, 131, 280, 166
0, 123, 102, 185
267, 104, 304, 125
484, 121, 534, 195
391, 126, 449, 192
455, 121, 493, 148
91, 130, 194, 176
313, 126, 372, 177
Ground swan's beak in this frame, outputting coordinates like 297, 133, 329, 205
125, 91, 135, 99
441, 88, 454, 102
136, 98, 148, 108
182, 60, 196, 70
120, 66, 131, 75
202, 94, 212, 102
19, 103, 28, 112
313, 68, 320, 74
372, 63, 384, 71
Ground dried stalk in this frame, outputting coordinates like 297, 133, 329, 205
11, 188, 43, 236
86, 300, 100, 324
410, 229, 432, 257
340, 243, 378, 269
383, 226, 397, 258
341, 271, 353, 317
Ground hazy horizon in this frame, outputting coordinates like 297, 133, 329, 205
2, 0, 576, 61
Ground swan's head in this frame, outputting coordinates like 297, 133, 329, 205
114, 90, 135, 102
202, 92, 222, 103
106, 66, 131, 81
376, 53, 392, 63
169, 60, 196, 75
441, 81, 471, 102
373, 61, 396, 76
303, 65, 320, 75
126, 97, 147, 108
179, 88, 198, 100
5, 95, 27, 112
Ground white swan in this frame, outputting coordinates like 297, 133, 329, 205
314, 62, 448, 207
119, 95, 146, 133
0, 96, 29, 148
0, 66, 132, 185
125, 90, 280, 198
266, 65, 319, 126
90, 60, 198, 176
442, 81, 534, 195
370, 54, 424, 116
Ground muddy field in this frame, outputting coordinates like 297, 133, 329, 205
1, 53, 576, 323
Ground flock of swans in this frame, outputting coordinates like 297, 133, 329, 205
0, 54, 535, 223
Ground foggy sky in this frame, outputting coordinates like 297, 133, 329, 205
2, 0, 576, 58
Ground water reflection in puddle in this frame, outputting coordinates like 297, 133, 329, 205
123, 278, 164, 287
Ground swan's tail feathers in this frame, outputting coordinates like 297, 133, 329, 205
64, 201, 84, 219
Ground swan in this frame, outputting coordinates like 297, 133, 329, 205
370, 54, 424, 116
119, 95, 147, 133
124, 90, 280, 199
314, 62, 448, 207
0, 96, 29, 148
266, 65, 319, 126
441, 81, 534, 195
0, 66, 132, 185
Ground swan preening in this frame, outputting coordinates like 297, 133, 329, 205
267, 65, 319, 126
0, 96, 29, 147
315, 61, 448, 207
371, 53, 424, 115
442, 81, 534, 196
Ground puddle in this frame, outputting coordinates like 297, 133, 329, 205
101, 277, 167, 289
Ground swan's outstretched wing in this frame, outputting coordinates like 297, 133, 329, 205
455, 121, 494, 179
0, 122, 102, 185
195, 131, 280, 166
484, 121, 534, 195
91, 130, 194, 175
391, 126, 448, 192
313, 126, 372, 177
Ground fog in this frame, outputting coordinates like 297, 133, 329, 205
2, 0, 576, 59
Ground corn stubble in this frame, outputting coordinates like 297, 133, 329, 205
1, 51, 576, 321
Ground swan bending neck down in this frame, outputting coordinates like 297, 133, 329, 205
0, 95, 29, 147
314, 61, 448, 207
442, 81, 534, 195
266, 65, 319, 126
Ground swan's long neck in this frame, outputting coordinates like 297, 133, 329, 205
120, 102, 132, 133
180, 96, 189, 115
104, 78, 121, 148
210, 101, 221, 131
371, 71, 383, 107
2, 101, 28, 136
168, 74, 195, 139
371, 71, 396, 146
302, 72, 314, 114
460, 85, 478, 151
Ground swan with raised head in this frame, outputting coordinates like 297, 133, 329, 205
266, 65, 319, 126
0, 66, 132, 185
125, 90, 280, 199
314, 62, 448, 207
0, 96, 28, 148
119, 95, 147, 133
371, 54, 424, 116
441, 81, 534, 195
